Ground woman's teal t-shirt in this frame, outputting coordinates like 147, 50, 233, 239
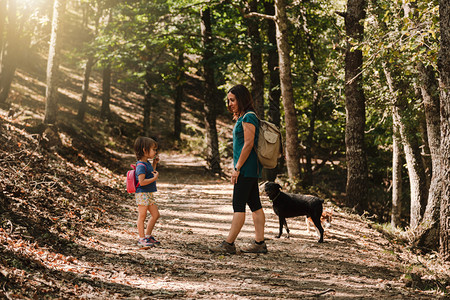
233, 111, 262, 178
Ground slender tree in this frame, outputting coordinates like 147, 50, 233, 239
245, 0, 301, 181
0, 0, 7, 75
247, 0, 264, 118
100, 9, 112, 121
339, 0, 368, 212
274, 0, 300, 181
391, 124, 403, 227
100, 63, 111, 120
0, 0, 18, 104
439, 0, 450, 261
263, 0, 281, 182
174, 52, 184, 140
412, 63, 441, 250
384, 63, 427, 228
201, 7, 221, 174
44, 0, 66, 125
78, 3, 101, 121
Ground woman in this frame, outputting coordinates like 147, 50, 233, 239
210, 84, 267, 254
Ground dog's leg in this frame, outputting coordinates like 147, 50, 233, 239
276, 217, 284, 238
283, 219, 290, 238
311, 217, 324, 243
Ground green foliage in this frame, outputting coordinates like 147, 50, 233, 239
9, 0, 442, 225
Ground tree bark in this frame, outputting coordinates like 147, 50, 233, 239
391, 124, 403, 227
77, 56, 94, 121
77, 5, 100, 122
247, 0, 264, 118
384, 63, 428, 229
263, 0, 281, 182
174, 52, 184, 140
100, 63, 111, 120
274, 0, 300, 180
302, 9, 320, 187
343, 0, 368, 212
439, 0, 450, 261
100, 9, 112, 121
201, 7, 221, 174
0, 0, 7, 75
44, 0, 66, 125
412, 63, 442, 250
0, 0, 18, 104
143, 70, 152, 136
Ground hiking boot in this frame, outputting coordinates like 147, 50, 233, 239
241, 241, 268, 253
146, 236, 160, 245
137, 238, 154, 248
209, 241, 236, 254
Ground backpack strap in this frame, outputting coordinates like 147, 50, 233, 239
244, 111, 259, 121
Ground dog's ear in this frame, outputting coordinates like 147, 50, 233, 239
276, 183, 282, 190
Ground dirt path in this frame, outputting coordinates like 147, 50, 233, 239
62, 153, 445, 299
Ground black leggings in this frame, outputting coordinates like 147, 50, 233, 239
232, 176, 262, 213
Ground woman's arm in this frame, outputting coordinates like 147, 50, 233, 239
232, 122, 255, 184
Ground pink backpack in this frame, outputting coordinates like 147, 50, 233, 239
126, 163, 146, 193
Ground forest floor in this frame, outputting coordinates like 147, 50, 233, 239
1, 115, 450, 299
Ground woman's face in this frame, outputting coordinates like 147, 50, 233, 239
227, 92, 239, 115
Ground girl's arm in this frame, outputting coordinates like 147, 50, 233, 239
152, 155, 159, 170
138, 171, 159, 186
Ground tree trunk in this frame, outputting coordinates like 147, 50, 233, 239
201, 7, 221, 174
77, 56, 94, 121
100, 63, 111, 120
263, 0, 281, 182
411, 63, 442, 250
343, 0, 368, 212
100, 9, 112, 121
439, 0, 450, 261
247, 0, 264, 118
275, 0, 300, 181
0, 0, 7, 74
0, 0, 18, 104
44, 0, 66, 125
391, 124, 403, 227
384, 63, 428, 229
174, 52, 184, 140
78, 5, 100, 122
302, 10, 320, 187
143, 71, 152, 137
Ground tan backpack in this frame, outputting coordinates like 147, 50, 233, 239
245, 112, 283, 169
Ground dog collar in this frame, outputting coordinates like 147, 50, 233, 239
270, 192, 281, 202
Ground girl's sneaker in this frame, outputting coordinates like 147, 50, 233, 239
137, 238, 154, 248
146, 236, 160, 245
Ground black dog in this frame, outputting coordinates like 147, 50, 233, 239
264, 182, 324, 243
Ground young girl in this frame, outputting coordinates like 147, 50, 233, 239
134, 136, 161, 248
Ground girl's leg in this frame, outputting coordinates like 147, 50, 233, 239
137, 205, 148, 238
145, 204, 160, 237
226, 212, 245, 244
252, 208, 265, 242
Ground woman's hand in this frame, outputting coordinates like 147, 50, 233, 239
231, 169, 240, 184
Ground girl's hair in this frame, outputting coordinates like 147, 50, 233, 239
134, 136, 158, 160
227, 84, 255, 119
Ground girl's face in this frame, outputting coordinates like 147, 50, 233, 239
227, 92, 239, 115
144, 147, 157, 159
